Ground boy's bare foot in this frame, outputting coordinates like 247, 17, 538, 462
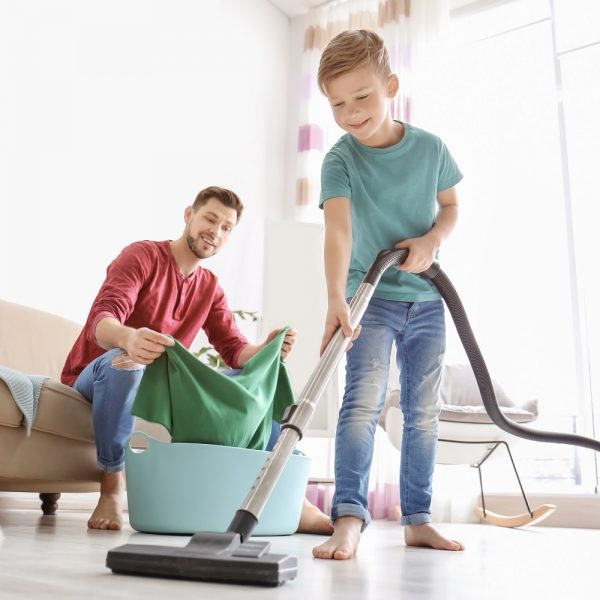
312, 515, 362, 560
404, 523, 464, 551
87, 471, 125, 530
297, 498, 334, 535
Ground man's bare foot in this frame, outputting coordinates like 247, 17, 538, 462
87, 471, 125, 530
297, 498, 334, 535
404, 523, 464, 551
312, 516, 362, 560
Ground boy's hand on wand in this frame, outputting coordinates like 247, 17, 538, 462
320, 299, 361, 356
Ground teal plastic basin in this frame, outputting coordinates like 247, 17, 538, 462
125, 432, 311, 536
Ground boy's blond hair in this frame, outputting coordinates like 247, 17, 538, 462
317, 29, 391, 94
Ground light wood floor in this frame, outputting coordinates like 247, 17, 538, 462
0, 506, 597, 599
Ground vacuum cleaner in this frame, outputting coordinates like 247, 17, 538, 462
106, 248, 600, 586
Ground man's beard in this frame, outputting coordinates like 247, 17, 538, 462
186, 233, 214, 259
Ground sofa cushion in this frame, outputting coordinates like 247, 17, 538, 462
32, 380, 95, 444
0, 299, 81, 381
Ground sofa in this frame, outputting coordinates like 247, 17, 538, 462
0, 299, 165, 515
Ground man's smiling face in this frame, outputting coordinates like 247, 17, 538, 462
184, 197, 238, 260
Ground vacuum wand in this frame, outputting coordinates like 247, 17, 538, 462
228, 261, 383, 541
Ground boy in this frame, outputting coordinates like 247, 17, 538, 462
314, 30, 464, 560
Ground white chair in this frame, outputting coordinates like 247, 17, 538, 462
383, 364, 556, 527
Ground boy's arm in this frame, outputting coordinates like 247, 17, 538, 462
395, 186, 459, 273
320, 197, 356, 355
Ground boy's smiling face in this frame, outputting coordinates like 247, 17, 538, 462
324, 66, 399, 148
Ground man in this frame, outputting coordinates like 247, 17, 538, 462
62, 186, 331, 534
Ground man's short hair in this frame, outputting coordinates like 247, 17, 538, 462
192, 186, 244, 222
318, 29, 391, 94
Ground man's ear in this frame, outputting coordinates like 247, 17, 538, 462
387, 74, 399, 98
184, 206, 194, 224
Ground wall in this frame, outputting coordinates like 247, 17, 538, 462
0, 0, 290, 339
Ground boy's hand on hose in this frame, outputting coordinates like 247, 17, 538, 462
394, 236, 438, 273
320, 299, 361, 356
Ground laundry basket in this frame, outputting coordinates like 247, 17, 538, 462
125, 432, 311, 536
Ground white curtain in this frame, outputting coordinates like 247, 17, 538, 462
293, 0, 449, 223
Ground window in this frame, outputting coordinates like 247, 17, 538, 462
412, 0, 599, 493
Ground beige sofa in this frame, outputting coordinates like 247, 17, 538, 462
0, 299, 165, 515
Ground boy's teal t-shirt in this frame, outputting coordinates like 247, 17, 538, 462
320, 122, 463, 301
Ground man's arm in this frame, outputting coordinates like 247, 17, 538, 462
95, 317, 174, 366
236, 328, 297, 366
395, 186, 459, 273
320, 197, 355, 355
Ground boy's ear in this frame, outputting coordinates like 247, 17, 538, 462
387, 74, 399, 97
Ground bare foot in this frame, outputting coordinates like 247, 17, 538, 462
312, 516, 362, 560
87, 471, 125, 530
404, 523, 464, 551
297, 498, 334, 535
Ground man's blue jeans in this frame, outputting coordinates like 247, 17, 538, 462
332, 297, 445, 528
74, 349, 284, 472
74, 348, 145, 472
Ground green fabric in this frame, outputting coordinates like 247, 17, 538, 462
320, 123, 463, 302
132, 329, 295, 450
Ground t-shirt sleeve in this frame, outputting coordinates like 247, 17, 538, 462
437, 140, 463, 192
86, 243, 150, 343
319, 151, 351, 208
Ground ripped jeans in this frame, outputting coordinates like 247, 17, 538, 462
73, 348, 145, 472
74, 350, 283, 472
332, 297, 445, 528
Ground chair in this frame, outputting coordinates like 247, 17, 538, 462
383, 364, 556, 527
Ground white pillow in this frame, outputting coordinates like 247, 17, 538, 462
440, 364, 514, 408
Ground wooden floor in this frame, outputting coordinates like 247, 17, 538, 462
0, 507, 597, 599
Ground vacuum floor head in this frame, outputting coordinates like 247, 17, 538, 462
106, 532, 297, 587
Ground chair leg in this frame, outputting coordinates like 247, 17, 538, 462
499, 441, 533, 517
473, 440, 556, 527
473, 441, 533, 518
39, 493, 60, 515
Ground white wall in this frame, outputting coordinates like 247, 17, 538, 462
0, 0, 290, 338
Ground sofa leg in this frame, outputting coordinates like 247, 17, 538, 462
39, 493, 61, 515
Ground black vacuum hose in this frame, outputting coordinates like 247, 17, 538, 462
366, 249, 600, 453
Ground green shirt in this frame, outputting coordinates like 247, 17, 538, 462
320, 123, 463, 301
132, 329, 294, 450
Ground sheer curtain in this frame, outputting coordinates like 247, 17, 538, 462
294, 0, 449, 223
296, 0, 453, 520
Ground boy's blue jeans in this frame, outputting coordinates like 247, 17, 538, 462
332, 297, 445, 529
74, 349, 283, 472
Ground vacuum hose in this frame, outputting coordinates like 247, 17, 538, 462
368, 248, 600, 453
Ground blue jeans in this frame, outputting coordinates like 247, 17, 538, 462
332, 297, 445, 528
75, 352, 283, 471
74, 348, 145, 472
